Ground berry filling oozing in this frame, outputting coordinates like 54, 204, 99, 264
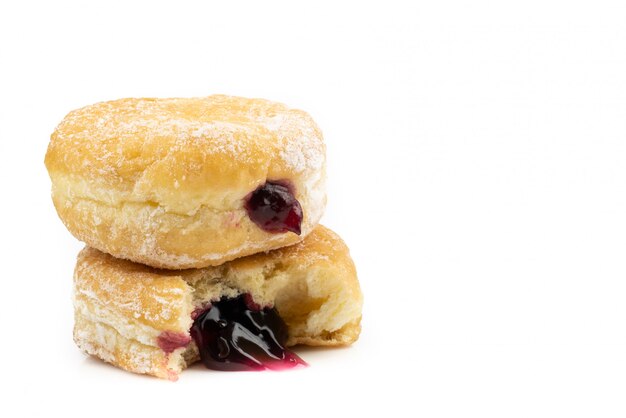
190, 294, 306, 371
244, 181, 303, 235
157, 331, 192, 354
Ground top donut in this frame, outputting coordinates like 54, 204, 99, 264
45, 95, 327, 269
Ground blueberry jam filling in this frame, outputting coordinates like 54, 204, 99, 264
190, 294, 305, 371
157, 331, 192, 354
244, 181, 303, 235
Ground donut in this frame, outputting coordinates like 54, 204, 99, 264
73, 226, 363, 379
45, 95, 326, 269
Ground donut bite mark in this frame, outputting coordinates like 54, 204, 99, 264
72, 226, 363, 379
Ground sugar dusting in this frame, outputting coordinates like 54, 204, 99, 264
71, 225, 360, 378
49, 95, 327, 269
52, 95, 325, 174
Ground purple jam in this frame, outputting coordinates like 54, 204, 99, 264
157, 331, 192, 354
190, 294, 305, 371
244, 181, 303, 235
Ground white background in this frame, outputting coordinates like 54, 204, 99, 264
1, 1, 626, 416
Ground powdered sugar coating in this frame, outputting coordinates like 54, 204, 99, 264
45, 95, 327, 269
48, 96, 324, 184
72, 226, 363, 379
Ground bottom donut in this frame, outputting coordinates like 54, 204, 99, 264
72, 225, 363, 380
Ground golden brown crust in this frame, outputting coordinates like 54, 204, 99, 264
46, 95, 326, 268
73, 226, 363, 379
74, 312, 185, 380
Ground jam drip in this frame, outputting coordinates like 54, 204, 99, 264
244, 181, 303, 235
190, 294, 305, 371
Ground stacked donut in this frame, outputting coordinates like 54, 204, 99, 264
44, 96, 363, 379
